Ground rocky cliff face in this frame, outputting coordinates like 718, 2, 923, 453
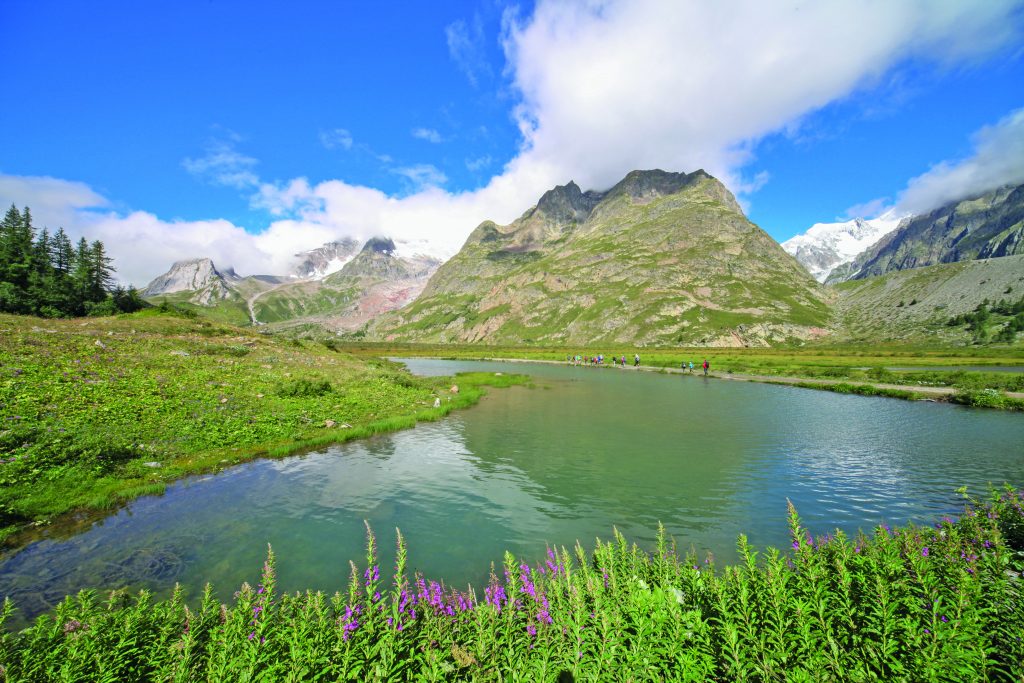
829, 184, 1024, 283
373, 169, 830, 346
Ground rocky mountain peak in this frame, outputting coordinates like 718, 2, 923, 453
142, 258, 232, 296
535, 181, 603, 224
362, 237, 397, 255
603, 169, 741, 212
291, 238, 360, 279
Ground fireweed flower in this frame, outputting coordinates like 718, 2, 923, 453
922, 547, 929, 557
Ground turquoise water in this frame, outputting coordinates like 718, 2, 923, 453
1, 359, 1022, 626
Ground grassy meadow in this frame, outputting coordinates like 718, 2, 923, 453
0, 310, 528, 545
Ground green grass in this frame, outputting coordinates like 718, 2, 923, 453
1, 488, 1022, 680
0, 312, 528, 545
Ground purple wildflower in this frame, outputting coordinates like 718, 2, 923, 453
921, 547, 929, 557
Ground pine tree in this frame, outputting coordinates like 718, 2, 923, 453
89, 240, 116, 298
52, 227, 74, 275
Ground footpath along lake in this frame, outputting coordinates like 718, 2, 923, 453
2, 358, 1023, 625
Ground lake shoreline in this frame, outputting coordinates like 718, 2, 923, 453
399, 356, 1024, 409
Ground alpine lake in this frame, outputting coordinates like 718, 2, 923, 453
2, 358, 1023, 627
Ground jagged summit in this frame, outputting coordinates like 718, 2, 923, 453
534, 181, 603, 224
361, 237, 397, 255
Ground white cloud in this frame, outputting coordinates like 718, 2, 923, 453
411, 127, 444, 144
500, 0, 1023, 195
466, 155, 492, 172
895, 107, 1024, 215
320, 128, 354, 150
182, 139, 259, 189
392, 164, 449, 191
843, 197, 892, 221
446, 14, 492, 86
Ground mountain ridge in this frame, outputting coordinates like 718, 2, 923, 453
372, 169, 830, 346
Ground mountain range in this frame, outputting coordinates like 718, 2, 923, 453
143, 239, 440, 331
142, 171, 1024, 346
825, 183, 1024, 283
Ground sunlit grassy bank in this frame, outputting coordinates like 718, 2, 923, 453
0, 312, 528, 545
1, 489, 1021, 681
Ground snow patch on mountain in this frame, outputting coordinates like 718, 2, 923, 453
290, 239, 360, 280
782, 209, 907, 282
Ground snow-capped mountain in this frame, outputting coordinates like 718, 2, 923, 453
289, 238, 361, 280
782, 209, 907, 282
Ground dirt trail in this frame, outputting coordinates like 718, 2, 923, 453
246, 282, 295, 325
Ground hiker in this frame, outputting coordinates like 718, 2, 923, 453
689, 361, 694, 373
621, 355, 626, 367
703, 359, 709, 376
634, 353, 640, 367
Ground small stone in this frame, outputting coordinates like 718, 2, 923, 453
494, 372, 503, 376
340, 423, 352, 429
450, 385, 459, 394
94, 339, 107, 349
433, 398, 441, 408
143, 461, 162, 468
106, 331, 113, 336
256, 393, 264, 398
324, 419, 337, 428
262, 364, 272, 369
170, 350, 190, 357
219, 397, 228, 403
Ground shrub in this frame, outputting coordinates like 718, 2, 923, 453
275, 377, 333, 398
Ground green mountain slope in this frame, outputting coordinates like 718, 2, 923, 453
373, 170, 830, 346
832, 254, 1024, 342
828, 183, 1024, 283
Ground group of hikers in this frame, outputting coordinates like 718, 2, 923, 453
567, 354, 711, 375
569, 353, 639, 367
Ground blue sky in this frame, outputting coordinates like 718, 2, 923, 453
2, 0, 1023, 285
